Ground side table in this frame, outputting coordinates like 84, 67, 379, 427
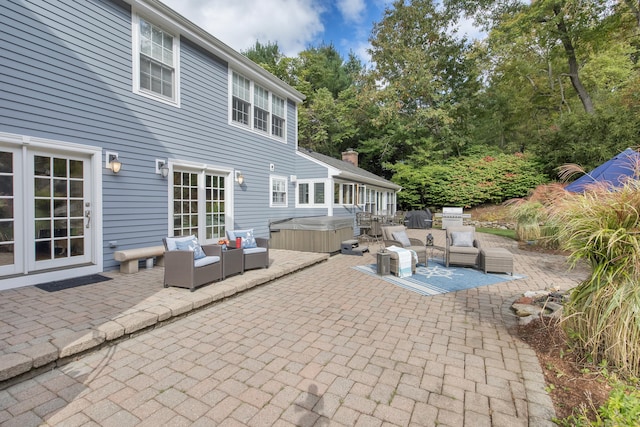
427, 245, 445, 261
222, 247, 244, 279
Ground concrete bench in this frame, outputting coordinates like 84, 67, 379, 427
113, 246, 165, 273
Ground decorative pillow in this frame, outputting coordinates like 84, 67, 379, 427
451, 231, 474, 247
175, 237, 207, 260
164, 235, 196, 251
230, 229, 257, 249
392, 230, 412, 247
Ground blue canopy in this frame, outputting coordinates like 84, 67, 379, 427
565, 148, 640, 193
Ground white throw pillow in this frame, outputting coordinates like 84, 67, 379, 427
391, 230, 412, 247
451, 231, 474, 247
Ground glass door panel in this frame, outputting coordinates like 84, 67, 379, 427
0, 150, 16, 274
172, 170, 227, 242
32, 154, 90, 269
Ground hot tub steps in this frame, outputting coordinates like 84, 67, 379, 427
341, 240, 369, 256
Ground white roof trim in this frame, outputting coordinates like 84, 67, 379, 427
296, 151, 401, 191
126, 0, 305, 103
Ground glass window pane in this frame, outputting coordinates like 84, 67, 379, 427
0, 221, 14, 241
35, 199, 51, 218
69, 181, 83, 198
0, 176, 12, 197
34, 156, 50, 176
54, 179, 67, 197
35, 241, 50, 261
0, 199, 12, 219
53, 158, 67, 177
54, 239, 68, 258
70, 238, 84, 256
69, 200, 83, 217
53, 200, 67, 218
54, 220, 68, 237
69, 160, 83, 178
0, 243, 14, 266
35, 220, 51, 239
70, 219, 84, 236
0, 152, 12, 173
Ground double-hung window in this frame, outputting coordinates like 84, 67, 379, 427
134, 16, 179, 105
270, 176, 287, 207
272, 95, 285, 137
231, 71, 286, 140
232, 73, 251, 126
254, 86, 269, 132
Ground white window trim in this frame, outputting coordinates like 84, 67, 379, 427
270, 175, 288, 208
295, 179, 329, 208
166, 160, 234, 242
228, 70, 287, 142
132, 13, 181, 107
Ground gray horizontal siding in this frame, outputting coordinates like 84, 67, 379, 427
1, 0, 306, 271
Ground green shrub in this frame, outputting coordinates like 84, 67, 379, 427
557, 382, 640, 426
390, 152, 548, 209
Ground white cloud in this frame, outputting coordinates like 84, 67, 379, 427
337, 0, 366, 23
161, 0, 325, 56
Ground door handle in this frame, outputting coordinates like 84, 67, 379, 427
85, 209, 91, 228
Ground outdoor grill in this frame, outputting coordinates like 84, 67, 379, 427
436, 207, 471, 229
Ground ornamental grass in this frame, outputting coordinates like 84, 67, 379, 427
550, 178, 640, 377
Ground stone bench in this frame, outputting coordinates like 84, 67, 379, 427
480, 247, 513, 275
113, 246, 165, 273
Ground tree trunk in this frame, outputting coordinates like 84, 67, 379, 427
623, 0, 640, 29
554, 7, 595, 115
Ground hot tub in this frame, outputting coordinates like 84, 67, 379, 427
269, 216, 354, 253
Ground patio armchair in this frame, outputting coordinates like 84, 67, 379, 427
381, 225, 427, 265
162, 236, 223, 291
226, 229, 270, 271
445, 226, 481, 268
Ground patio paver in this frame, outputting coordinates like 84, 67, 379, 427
0, 229, 589, 425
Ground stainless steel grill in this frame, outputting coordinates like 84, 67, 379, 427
436, 207, 471, 229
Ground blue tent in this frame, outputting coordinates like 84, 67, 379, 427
565, 148, 640, 193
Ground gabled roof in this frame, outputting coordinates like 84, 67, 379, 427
299, 149, 401, 191
125, 0, 305, 103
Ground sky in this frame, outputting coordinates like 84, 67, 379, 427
161, 0, 393, 62
161, 0, 482, 63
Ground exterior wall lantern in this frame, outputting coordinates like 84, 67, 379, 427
106, 152, 122, 174
235, 170, 245, 185
156, 159, 170, 178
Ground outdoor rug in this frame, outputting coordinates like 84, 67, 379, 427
352, 259, 525, 296
35, 274, 112, 292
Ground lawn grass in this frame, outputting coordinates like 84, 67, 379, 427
476, 227, 517, 240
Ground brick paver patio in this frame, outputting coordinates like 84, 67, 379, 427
0, 229, 588, 426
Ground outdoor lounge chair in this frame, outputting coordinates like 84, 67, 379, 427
162, 236, 223, 291
226, 229, 270, 271
381, 225, 427, 265
445, 226, 481, 268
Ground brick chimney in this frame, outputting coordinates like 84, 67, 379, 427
341, 149, 358, 167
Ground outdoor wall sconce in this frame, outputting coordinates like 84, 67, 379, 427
156, 159, 170, 178
106, 152, 122, 174
235, 170, 245, 185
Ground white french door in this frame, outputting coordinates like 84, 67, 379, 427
171, 167, 228, 243
29, 151, 93, 270
0, 145, 95, 279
